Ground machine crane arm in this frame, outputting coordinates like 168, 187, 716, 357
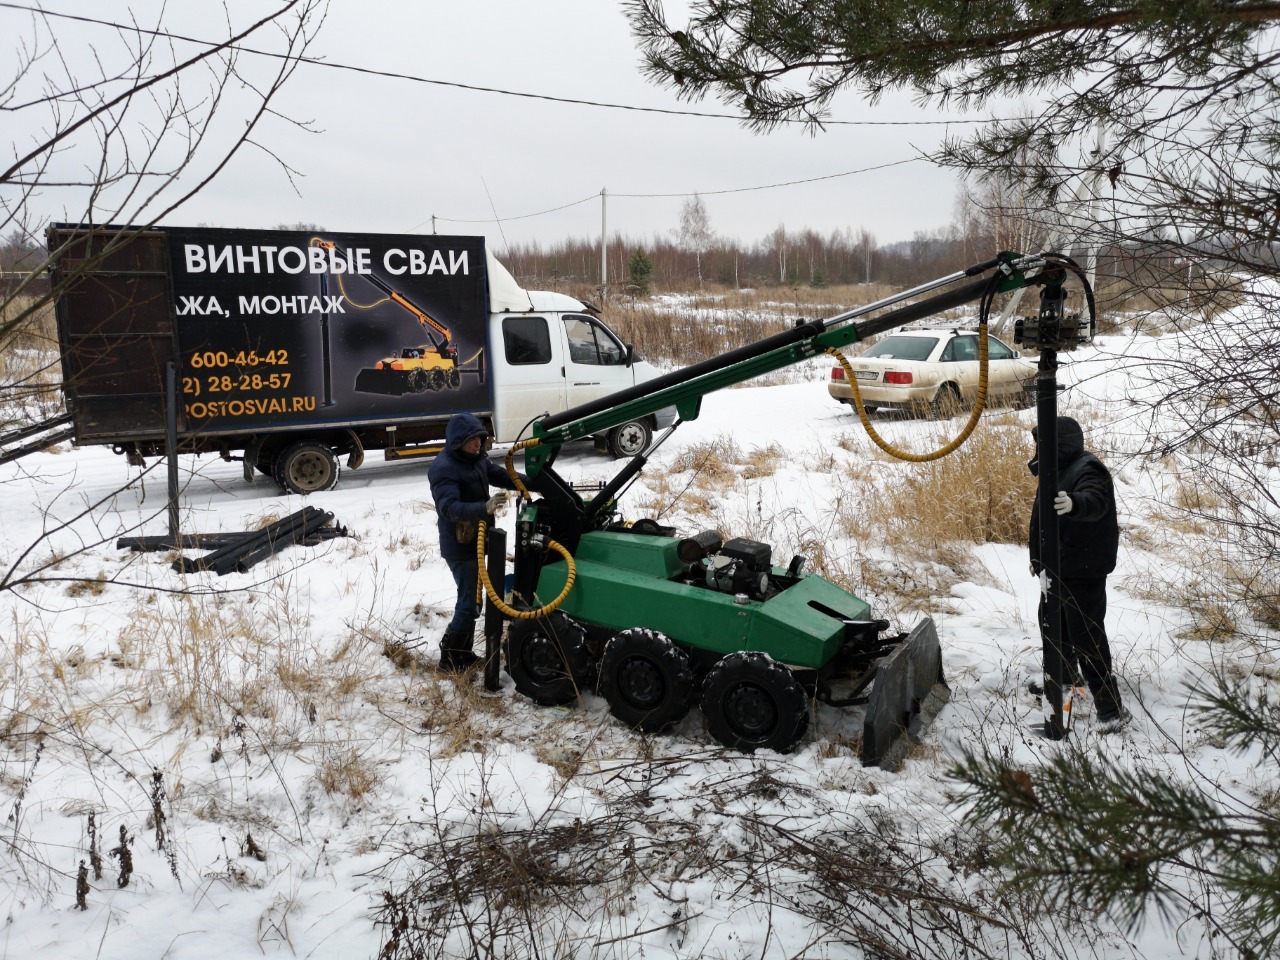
520, 252, 1046, 477
314, 239, 452, 347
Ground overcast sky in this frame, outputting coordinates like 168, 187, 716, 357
8, 1, 1006, 253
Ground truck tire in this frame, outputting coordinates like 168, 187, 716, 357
598, 628, 695, 732
406, 369, 428, 393
505, 612, 596, 706
701, 651, 809, 753
276, 440, 341, 495
607, 419, 652, 458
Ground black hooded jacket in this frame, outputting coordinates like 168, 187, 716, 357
427, 413, 524, 561
1028, 416, 1119, 579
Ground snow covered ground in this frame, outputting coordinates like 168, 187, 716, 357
0, 326, 1270, 959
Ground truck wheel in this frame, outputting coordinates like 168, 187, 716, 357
598, 628, 694, 732
701, 651, 809, 753
607, 419, 652, 458
276, 440, 341, 495
505, 612, 596, 706
406, 369, 428, 393
447, 367, 461, 389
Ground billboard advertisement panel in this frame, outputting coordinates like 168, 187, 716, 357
166, 227, 490, 434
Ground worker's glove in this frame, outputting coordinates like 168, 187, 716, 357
1053, 492, 1073, 516
485, 491, 509, 517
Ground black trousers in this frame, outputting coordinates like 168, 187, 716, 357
1039, 576, 1121, 713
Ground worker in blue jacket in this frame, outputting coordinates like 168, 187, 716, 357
427, 413, 525, 671
1029, 416, 1128, 728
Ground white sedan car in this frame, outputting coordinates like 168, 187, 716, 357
828, 328, 1036, 418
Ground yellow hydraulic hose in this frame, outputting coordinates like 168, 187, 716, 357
827, 328, 991, 463
467, 436, 576, 619
474, 518, 577, 620
504, 438, 537, 499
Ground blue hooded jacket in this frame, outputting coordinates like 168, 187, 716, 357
427, 413, 524, 560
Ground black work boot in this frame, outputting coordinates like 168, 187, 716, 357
438, 629, 480, 673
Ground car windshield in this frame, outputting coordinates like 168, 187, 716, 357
861, 335, 939, 361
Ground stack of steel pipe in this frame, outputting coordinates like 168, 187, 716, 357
171, 506, 338, 575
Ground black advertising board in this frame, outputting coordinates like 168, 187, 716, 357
166, 227, 490, 435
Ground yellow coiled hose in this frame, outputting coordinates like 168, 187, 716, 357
470, 434, 577, 620
474, 520, 577, 620
826, 330, 990, 463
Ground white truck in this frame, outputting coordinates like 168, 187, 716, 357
49, 224, 673, 493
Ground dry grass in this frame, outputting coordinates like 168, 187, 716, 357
0, 297, 63, 424
871, 420, 1037, 549
0, 295, 57, 352
316, 740, 380, 799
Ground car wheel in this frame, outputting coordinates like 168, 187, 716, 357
598, 628, 695, 731
406, 369, 428, 393
276, 440, 340, 494
505, 612, 596, 706
607, 419, 652, 458
928, 384, 961, 421
701, 651, 809, 752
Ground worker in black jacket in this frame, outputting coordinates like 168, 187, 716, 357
1029, 416, 1128, 727
427, 413, 525, 671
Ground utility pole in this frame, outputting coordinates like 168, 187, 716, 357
600, 187, 608, 302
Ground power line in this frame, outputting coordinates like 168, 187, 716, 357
409, 194, 599, 230
0, 3, 1014, 128
423, 157, 926, 227
612, 157, 924, 199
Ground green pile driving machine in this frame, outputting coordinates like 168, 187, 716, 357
477, 252, 1095, 764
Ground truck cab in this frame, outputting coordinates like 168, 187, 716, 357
485, 254, 674, 457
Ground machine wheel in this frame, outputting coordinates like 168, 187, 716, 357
505, 612, 596, 706
406, 369, 429, 393
429, 368, 447, 391
607, 419, 652, 458
598, 628, 695, 732
275, 440, 341, 495
447, 367, 461, 389
701, 651, 809, 753
928, 383, 961, 421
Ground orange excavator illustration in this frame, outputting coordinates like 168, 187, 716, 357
311, 239, 483, 396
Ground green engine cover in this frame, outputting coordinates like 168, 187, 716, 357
534, 531, 871, 670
